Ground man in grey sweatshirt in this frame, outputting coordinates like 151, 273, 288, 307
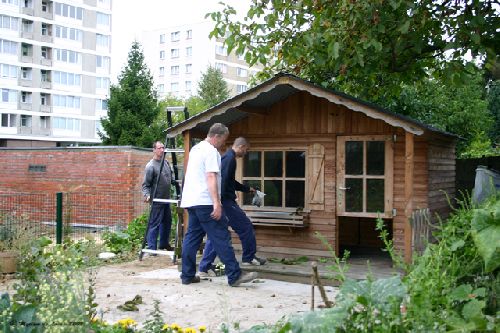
142, 141, 173, 251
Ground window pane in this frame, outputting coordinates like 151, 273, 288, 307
264, 180, 282, 207
367, 141, 385, 175
286, 151, 305, 177
264, 151, 282, 177
242, 180, 261, 205
366, 179, 384, 212
243, 151, 260, 177
345, 141, 363, 175
285, 180, 304, 208
345, 178, 363, 212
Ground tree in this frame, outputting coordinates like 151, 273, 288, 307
197, 66, 230, 107
209, 0, 499, 99
99, 41, 162, 147
487, 80, 500, 144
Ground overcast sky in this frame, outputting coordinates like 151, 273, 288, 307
111, 0, 249, 82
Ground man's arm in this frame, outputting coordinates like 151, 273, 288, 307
141, 165, 154, 202
206, 172, 222, 220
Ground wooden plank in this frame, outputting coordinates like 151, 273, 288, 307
404, 132, 414, 262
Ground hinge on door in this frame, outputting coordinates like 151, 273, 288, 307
393, 134, 397, 142
392, 208, 397, 216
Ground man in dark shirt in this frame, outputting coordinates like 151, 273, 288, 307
141, 141, 173, 251
199, 137, 266, 276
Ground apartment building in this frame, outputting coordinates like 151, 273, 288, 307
141, 20, 260, 99
0, 0, 112, 147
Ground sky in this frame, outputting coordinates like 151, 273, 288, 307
111, 0, 250, 82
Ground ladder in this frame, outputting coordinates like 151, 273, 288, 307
139, 106, 189, 263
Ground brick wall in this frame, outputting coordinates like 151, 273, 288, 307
0, 146, 153, 227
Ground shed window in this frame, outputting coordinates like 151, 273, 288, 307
242, 150, 306, 208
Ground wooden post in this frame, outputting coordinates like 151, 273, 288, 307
182, 130, 191, 234
311, 261, 333, 308
404, 132, 414, 263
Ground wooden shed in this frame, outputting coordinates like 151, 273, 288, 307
167, 74, 457, 262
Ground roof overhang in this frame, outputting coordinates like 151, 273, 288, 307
166, 74, 456, 139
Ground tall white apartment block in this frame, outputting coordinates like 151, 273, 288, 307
141, 20, 260, 99
0, 0, 112, 147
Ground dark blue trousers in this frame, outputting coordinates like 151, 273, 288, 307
181, 206, 241, 285
147, 203, 171, 250
199, 200, 257, 272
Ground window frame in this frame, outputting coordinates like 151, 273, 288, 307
336, 135, 394, 218
239, 148, 307, 211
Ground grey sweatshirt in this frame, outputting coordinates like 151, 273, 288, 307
141, 159, 172, 199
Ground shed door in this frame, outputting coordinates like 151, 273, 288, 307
337, 135, 393, 218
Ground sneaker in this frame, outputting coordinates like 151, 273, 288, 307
198, 268, 217, 278
158, 245, 174, 251
241, 257, 266, 266
182, 276, 201, 285
230, 272, 258, 287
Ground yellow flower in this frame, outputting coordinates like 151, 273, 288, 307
199, 325, 207, 332
162, 323, 170, 330
117, 318, 137, 328
171, 323, 181, 331
184, 328, 196, 333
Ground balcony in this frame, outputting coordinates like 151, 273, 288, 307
18, 126, 33, 135
40, 105, 52, 113
40, 10, 53, 20
40, 80, 51, 89
19, 102, 32, 111
40, 34, 53, 43
21, 7, 34, 16
40, 58, 52, 66
19, 78, 33, 87
21, 31, 33, 39
37, 127, 52, 136
21, 55, 33, 63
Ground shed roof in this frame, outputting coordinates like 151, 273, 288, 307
166, 73, 457, 139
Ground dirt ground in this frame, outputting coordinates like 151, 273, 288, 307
92, 256, 338, 332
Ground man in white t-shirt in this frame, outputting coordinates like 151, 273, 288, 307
180, 123, 257, 286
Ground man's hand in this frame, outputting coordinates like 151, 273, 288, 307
144, 195, 151, 203
249, 187, 256, 193
210, 201, 222, 220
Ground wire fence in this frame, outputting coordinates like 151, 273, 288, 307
0, 191, 149, 243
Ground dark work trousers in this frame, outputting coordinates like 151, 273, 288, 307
181, 206, 241, 285
146, 202, 171, 250
199, 199, 257, 272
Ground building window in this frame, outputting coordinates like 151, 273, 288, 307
96, 34, 110, 48
21, 43, 32, 56
96, 77, 110, 90
23, 0, 33, 8
22, 19, 33, 32
40, 69, 50, 82
1, 88, 17, 102
171, 65, 179, 75
171, 31, 180, 41
170, 82, 179, 92
159, 34, 165, 44
185, 81, 191, 91
96, 12, 110, 26
21, 91, 32, 103
0, 15, 19, 31
159, 50, 165, 59
55, 3, 83, 20
159, 66, 164, 76
20, 114, 32, 127
96, 55, 110, 70
1, 113, 16, 127
53, 95, 80, 108
40, 93, 49, 105
41, 46, 51, 59
53, 117, 80, 131
0, 39, 17, 55
185, 64, 192, 74
55, 26, 82, 41
158, 84, 164, 92
237, 84, 247, 93
171, 48, 179, 58
55, 49, 81, 64
21, 67, 32, 79
0, 64, 17, 78
186, 46, 192, 57
336, 136, 393, 218
53, 71, 81, 86
242, 150, 306, 208
186, 29, 192, 39
237, 67, 248, 77
215, 45, 227, 56
215, 62, 227, 74
40, 116, 49, 129
96, 99, 107, 110
1, 0, 19, 6
41, 23, 51, 36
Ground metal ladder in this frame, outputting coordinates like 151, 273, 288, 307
139, 106, 189, 263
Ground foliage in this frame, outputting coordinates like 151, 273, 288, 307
197, 66, 230, 107
100, 41, 162, 147
0, 213, 38, 252
102, 212, 148, 254
470, 199, 500, 272
209, 0, 498, 100
487, 80, 500, 144
142, 300, 165, 333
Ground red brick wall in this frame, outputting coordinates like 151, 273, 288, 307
0, 147, 152, 227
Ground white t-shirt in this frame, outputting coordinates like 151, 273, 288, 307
180, 140, 221, 208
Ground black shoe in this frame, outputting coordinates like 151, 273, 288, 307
159, 245, 174, 251
182, 276, 201, 285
